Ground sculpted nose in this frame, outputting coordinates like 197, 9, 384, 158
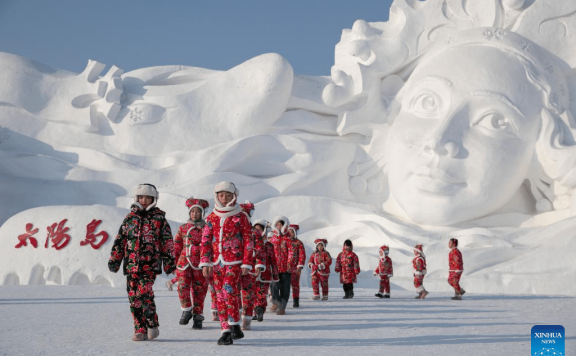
422, 113, 461, 158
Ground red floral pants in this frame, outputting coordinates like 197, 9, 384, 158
254, 281, 270, 312
413, 274, 425, 292
378, 275, 390, 294
176, 267, 208, 315
311, 273, 329, 296
240, 273, 257, 316
126, 273, 158, 333
213, 264, 242, 332
448, 272, 464, 294
291, 270, 301, 299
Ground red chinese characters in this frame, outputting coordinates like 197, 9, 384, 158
45, 219, 71, 250
15, 223, 39, 248
80, 219, 109, 249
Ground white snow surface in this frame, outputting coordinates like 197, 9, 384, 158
0, 285, 574, 355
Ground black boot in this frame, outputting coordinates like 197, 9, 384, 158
192, 314, 204, 330
375, 293, 384, 298
217, 332, 233, 345
179, 311, 192, 325
350, 290, 354, 299
254, 306, 264, 322
293, 298, 299, 308
343, 290, 349, 299
231, 324, 244, 340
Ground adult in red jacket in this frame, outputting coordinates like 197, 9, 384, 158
252, 219, 279, 322
287, 224, 306, 307
308, 238, 331, 300
173, 197, 210, 329
335, 239, 360, 299
448, 238, 466, 300
200, 181, 254, 346
269, 215, 293, 315
108, 183, 176, 341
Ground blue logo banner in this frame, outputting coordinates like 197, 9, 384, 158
532, 325, 565, 356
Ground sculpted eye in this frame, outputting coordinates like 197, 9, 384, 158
474, 112, 518, 136
409, 93, 441, 118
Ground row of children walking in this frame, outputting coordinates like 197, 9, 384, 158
107, 181, 465, 345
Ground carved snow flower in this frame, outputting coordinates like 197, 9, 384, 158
483, 28, 505, 41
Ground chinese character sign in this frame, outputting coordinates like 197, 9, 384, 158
15, 219, 110, 251
80, 219, 109, 249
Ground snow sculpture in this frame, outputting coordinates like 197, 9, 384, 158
324, 0, 576, 225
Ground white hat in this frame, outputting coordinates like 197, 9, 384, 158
134, 183, 159, 210
272, 215, 290, 234
253, 219, 269, 234
214, 181, 239, 208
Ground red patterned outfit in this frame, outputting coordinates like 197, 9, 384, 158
413, 244, 428, 298
334, 240, 360, 299
270, 216, 293, 312
308, 239, 331, 299
374, 245, 393, 297
252, 219, 279, 320
287, 224, 306, 304
448, 246, 465, 295
174, 220, 209, 317
108, 184, 175, 340
200, 203, 254, 335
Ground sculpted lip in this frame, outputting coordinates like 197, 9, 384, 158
410, 166, 467, 194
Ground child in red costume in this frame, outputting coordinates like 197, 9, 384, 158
413, 244, 428, 299
251, 219, 279, 322
308, 238, 331, 300
108, 183, 176, 341
200, 181, 254, 346
238, 201, 264, 330
335, 239, 360, 299
269, 216, 293, 315
287, 224, 306, 308
173, 197, 210, 330
374, 245, 394, 298
448, 238, 466, 300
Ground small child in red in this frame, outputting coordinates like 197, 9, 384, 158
413, 244, 428, 299
373, 245, 393, 298
173, 197, 210, 330
252, 219, 279, 322
335, 239, 360, 299
308, 238, 331, 300
448, 238, 465, 300
287, 224, 306, 308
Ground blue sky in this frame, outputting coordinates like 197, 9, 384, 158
0, 0, 393, 76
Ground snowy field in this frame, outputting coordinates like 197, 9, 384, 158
1, 284, 574, 356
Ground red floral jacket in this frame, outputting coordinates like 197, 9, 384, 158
334, 244, 360, 284
449, 248, 464, 272
257, 238, 279, 283
108, 205, 175, 276
199, 208, 254, 269
308, 250, 332, 276
174, 220, 205, 271
288, 238, 306, 273
374, 255, 393, 277
413, 255, 427, 276
270, 231, 293, 273
247, 228, 266, 276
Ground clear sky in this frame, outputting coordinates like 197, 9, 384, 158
0, 0, 393, 76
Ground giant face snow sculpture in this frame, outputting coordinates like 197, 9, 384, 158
324, 1, 576, 226
386, 30, 566, 225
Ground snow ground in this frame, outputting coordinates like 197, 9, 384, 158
0, 285, 574, 356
